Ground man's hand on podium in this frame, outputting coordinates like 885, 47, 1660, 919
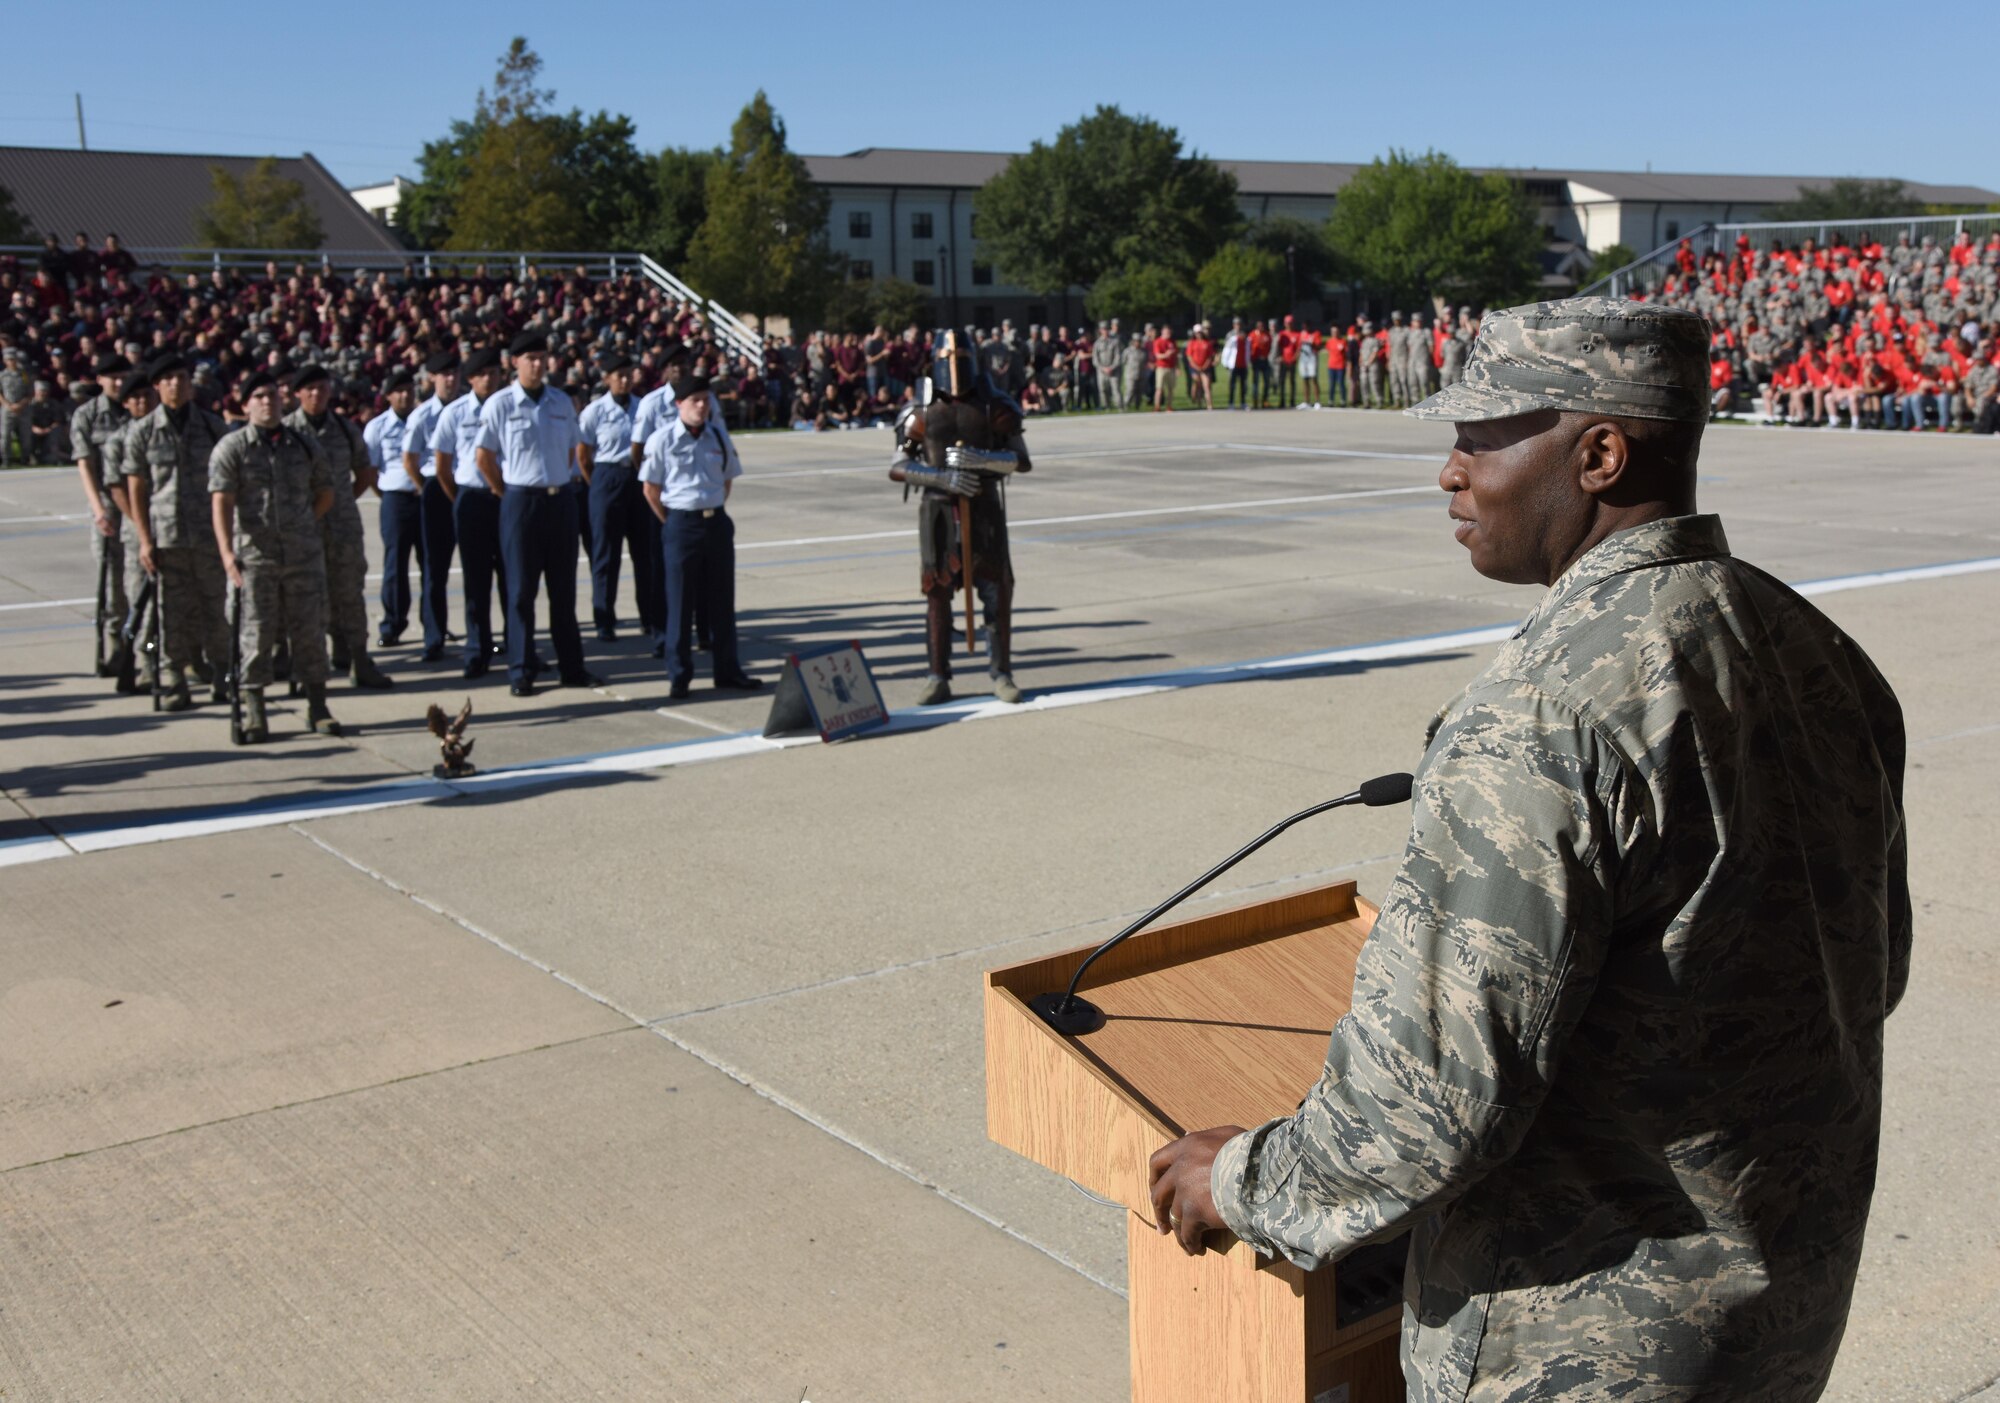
1149, 1125, 1248, 1256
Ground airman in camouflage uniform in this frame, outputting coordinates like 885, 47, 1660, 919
0, 348, 32, 466
209, 371, 341, 742
71, 352, 134, 686
1152, 298, 1909, 1403
107, 372, 159, 687
1405, 312, 1438, 403
1437, 321, 1469, 388
1358, 319, 1387, 408
1386, 310, 1410, 407
123, 355, 232, 711
283, 363, 392, 689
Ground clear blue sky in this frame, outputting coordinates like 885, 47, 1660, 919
3, 0, 1995, 194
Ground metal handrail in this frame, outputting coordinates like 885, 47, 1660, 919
636, 255, 764, 362
1578, 224, 1714, 299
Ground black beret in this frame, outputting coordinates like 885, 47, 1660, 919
239, 369, 277, 395
94, 351, 132, 375
383, 368, 415, 392
424, 349, 461, 375
288, 362, 330, 391
461, 346, 502, 376
659, 338, 691, 364
117, 370, 151, 401
598, 350, 636, 375
671, 374, 711, 397
508, 330, 548, 356
145, 353, 188, 383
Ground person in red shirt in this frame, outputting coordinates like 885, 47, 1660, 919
1184, 323, 1216, 409
1324, 325, 1348, 407
1246, 321, 1273, 407
1273, 315, 1302, 407
1709, 351, 1736, 416
1151, 325, 1180, 411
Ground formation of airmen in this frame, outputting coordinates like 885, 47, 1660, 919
74, 353, 384, 742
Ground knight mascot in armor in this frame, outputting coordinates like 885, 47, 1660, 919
889, 329, 1033, 705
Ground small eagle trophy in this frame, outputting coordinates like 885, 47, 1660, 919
427, 698, 475, 778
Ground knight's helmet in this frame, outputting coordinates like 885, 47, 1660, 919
931, 328, 979, 397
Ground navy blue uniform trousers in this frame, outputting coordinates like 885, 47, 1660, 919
418, 476, 456, 648
659, 508, 741, 686
500, 487, 585, 685
378, 489, 421, 643
452, 485, 508, 664
587, 462, 662, 638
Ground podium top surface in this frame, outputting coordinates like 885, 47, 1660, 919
986, 882, 1375, 1139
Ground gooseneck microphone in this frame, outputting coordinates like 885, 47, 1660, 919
1027, 773, 1415, 1035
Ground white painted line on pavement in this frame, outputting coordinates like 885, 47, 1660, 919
738, 485, 1436, 551
11, 551, 1998, 867
0, 596, 92, 612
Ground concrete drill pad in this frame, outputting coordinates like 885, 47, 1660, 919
297, 696, 1402, 1022
0, 1032, 1127, 1402
0, 824, 628, 1170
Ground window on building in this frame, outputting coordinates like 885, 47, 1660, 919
849, 259, 873, 281
969, 212, 981, 239
971, 262, 993, 286
913, 260, 935, 287
1664, 220, 1680, 241
911, 212, 934, 240
848, 211, 872, 239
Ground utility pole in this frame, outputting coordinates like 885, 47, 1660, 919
75, 93, 87, 150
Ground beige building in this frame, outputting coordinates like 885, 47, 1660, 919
802, 147, 2000, 324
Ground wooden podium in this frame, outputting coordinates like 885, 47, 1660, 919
984, 880, 1406, 1403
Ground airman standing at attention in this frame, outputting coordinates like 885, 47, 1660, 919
122, 355, 232, 711
209, 371, 339, 742
284, 364, 392, 689
71, 351, 134, 687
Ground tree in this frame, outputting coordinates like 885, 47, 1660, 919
1326, 150, 1543, 309
401, 118, 485, 250
0, 182, 28, 245
551, 109, 653, 249
194, 157, 324, 249
975, 106, 1242, 298
1196, 245, 1287, 320
1244, 216, 1342, 297
449, 116, 585, 251
868, 277, 931, 333
1583, 242, 1637, 286
445, 38, 585, 251
635, 146, 722, 268
685, 92, 836, 328
1763, 179, 1921, 223
1084, 262, 1191, 325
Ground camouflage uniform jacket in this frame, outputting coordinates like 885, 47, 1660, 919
208, 424, 331, 564
123, 402, 230, 550
284, 407, 367, 536
69, 392, 129, 489
1212, 515, 1910, 1402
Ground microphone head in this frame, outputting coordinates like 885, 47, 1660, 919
1359, 772, 1414, 807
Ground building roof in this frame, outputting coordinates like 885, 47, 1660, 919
1532, 168, 2000, 208
804, 147, 2000, 209
0, 145, 403, 253
803, 147, 1363, 197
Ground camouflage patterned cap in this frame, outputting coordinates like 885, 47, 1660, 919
1407, 296, 1712, 424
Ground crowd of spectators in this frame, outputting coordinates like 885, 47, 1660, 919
1638, 228, 2000, 433
0, 234, 767, 463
